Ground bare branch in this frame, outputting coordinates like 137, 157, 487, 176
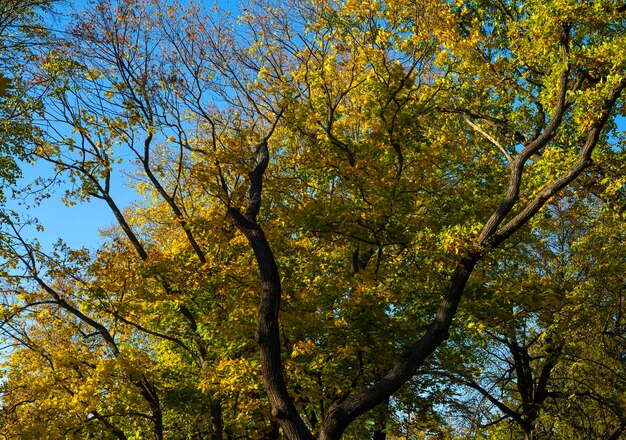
461, 113, 513, 164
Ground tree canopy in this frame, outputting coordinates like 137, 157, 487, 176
0, 0, 625, 439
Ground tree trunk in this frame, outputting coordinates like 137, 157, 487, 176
210, 397, 224, 440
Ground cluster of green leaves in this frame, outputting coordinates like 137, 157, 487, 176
0, 0, 625, 439
0, 1, 52, 201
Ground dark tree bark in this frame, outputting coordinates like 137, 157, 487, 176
229, 141, 314, 440
231, 31, 626, 438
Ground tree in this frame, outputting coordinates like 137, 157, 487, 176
229, 1, 626, 438
0, 0, 53, 200
439, 198, 626, 440
1, 0, 625, 439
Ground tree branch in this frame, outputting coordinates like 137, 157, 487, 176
461, 113, 513, 164
229, 140, 313, 440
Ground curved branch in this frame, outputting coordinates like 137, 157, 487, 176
478, 26, 572, 244
319, 254, 480, 439
487, 72, 626, 248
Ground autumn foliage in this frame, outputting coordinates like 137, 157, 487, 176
0, 0, 625, 439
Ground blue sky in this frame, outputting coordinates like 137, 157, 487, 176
8, 0, 626, 254
12, 159, 137, 251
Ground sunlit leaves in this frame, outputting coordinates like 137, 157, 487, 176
1, 0, 625, 438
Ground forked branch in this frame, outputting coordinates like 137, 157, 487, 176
229, 140, 314, 440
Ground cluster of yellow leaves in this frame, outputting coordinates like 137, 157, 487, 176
2, 0, 626, 438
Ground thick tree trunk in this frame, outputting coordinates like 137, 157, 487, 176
210, 397, 224, 440
230, 141, 314, 440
